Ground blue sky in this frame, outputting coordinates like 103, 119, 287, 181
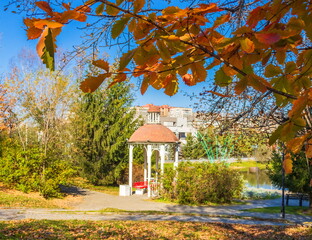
0, 2, 207, 108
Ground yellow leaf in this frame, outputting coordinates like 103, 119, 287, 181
156, 40, 171, 63
240, 38, 254, 53
283, 152, 293, 174
80, 73, 111, 93
164, 78, 178, 96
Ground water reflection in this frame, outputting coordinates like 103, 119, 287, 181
241, 170, 277, 190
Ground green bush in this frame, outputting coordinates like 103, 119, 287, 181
160, 162, 244, 204
0, 138, 75, 198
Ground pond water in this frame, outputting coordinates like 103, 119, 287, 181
241, 170, 279, 190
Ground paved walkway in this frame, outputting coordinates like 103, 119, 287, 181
1, 189, 311, 226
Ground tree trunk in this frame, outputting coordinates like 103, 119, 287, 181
309, 193, 312, 208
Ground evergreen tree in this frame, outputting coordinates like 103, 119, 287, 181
72, 81, 139, 185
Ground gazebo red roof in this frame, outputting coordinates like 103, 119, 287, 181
128, 124, 179, 143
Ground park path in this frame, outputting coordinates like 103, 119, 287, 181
1, 188, 312, 226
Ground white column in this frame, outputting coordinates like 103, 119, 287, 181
147, 144, 152, 198
144, 147, 147, 182
174, 143, 179, 169
160, 145, 165, 175
129, 144, 134, 195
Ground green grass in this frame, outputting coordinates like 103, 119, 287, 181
0, 191, 61, 209
242, 206, 312, 216
230, 161, 267, 171
0, 219, 310, 239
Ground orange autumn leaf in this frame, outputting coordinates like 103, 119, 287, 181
305, 139, 312, 158
92, 60, 110, 72
80, 73, 112, 93
182, 74, 196, 86
283, 152, 293, 174
286, 135, 307, 154
35, 1, 53, 15
288, 93, 308, 118
33, 20, 63, 29
27, 27, 43, 40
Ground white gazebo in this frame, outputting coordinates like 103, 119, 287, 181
128, 122, 179, 197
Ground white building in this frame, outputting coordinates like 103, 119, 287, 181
133, 104, 198, 143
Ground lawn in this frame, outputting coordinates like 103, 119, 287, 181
229, 161, 267, 171
0, 184, 82, 209
243, 206, 312, 216
0, 220, 311, 239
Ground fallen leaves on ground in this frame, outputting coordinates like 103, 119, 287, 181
0, 220, 311, 239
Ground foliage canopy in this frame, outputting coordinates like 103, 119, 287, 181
11, 0, 312, 173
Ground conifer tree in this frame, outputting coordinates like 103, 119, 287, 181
73, 81, 139, 185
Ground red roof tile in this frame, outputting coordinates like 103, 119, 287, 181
128, 124, 179, 143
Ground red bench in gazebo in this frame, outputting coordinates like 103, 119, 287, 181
133, 181, 148, 195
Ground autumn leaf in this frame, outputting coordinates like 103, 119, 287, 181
235, 77, 248, 95
27, 27, 43, 40
215, 68, 231, 86
108, 73, 127, 87
33, 20, 63, 29
111, 17, 131, 39
240, 38, 254, 53
213, 14, 230, 27
283, 152, 293, 174
96, 3, 105, 15
288, 93, 308, 118
106, 3, 120, 16
140, 77, 149, 94
182, 74, 195, 86
41, 28, 55, 71
191, 62, 207, 83
35, 1, 53, 15
92, 60, 109, 72
255, 33, 281, 45
306, 139, 312, 158
286, 135, 307, 154
246, 74, 269, 93
134, 0, 145, 13
264, 64, 282, 78
119, 49, 137, 70
80, 73, 111, 93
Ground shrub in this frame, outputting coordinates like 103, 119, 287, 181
0, 139, 75, 198
160, 161, 244, 204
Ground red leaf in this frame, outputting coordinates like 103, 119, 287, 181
255, 33, 281, 45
